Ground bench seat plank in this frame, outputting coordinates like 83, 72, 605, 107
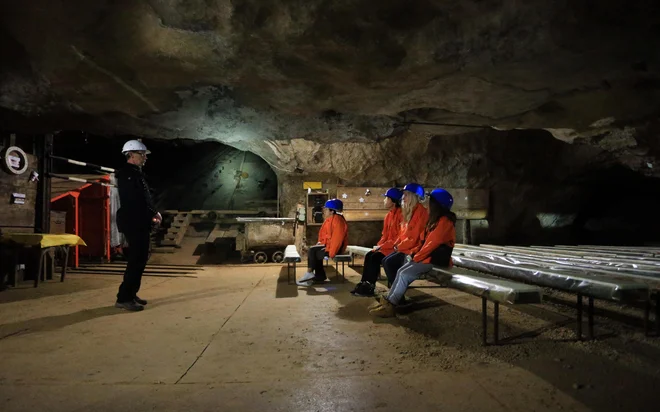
428, 266, 543, 305
283, 245, 301, 263
346, 245, 373, 257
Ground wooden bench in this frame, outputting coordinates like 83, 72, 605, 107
451, 252, 651, 340
425, 266, 543, 346
283, 245, 301, 285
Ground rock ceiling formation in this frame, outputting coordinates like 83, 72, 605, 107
1, 0, 659, 176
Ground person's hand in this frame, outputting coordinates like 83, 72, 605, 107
152, 212, 162, 225
372, 245, 381, 252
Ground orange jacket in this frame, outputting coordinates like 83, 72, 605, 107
413, 216, 456, 266
376, 207, 403, 255
318, 213, 348, 258
394, 203, 428, 255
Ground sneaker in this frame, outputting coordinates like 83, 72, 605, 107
296, 279, 314, 287
134, 296, 147, 305
299, 271, 315, 282
354, 282, 376, 297
369, 299, 395, 318
115, 301, 144, 311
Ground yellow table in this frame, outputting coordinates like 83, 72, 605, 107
0, 233, 87, 288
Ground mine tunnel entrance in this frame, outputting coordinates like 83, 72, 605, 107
50, 132, 279, 265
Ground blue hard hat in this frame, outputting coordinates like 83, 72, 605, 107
403, 183, 425, 199
430, 188, 454, 210
382, 187, 403, 201
324, 198, 343, 211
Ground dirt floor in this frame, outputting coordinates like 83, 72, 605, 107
1, 257, 659, 411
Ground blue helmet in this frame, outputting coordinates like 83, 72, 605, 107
403, 183, 425, 199
382, 187, 403, 201
324, 198, 343, 212
430, 188, 454, 210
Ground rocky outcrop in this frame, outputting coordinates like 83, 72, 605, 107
1, 1, 659, 159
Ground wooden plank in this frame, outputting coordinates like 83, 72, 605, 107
342, 209, 388, 222
0, 180, 38, 228
343, 201, 388, 210
449, 188, 489, 211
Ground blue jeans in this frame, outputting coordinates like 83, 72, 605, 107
387, 261, 434, 305
382, 252, 406, 287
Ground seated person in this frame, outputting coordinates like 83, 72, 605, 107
370, 188, 456, 318
381, 183, 429, 288
351, 187, 403, 297
297, 198, 348, 286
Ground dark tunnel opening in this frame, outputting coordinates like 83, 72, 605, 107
51, 132, 279, 212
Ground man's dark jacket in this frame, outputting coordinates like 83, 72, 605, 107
116, 163, 156, 233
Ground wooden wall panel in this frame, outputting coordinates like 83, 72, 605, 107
0, 150, 38, 230
337, 186, 489, 221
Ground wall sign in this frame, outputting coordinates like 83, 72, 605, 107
1, 146, 29, 175
11, 192, 26, 205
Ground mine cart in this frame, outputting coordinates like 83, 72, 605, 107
234, 217, 296, 263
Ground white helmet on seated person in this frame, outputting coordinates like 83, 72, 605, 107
122, 139, 151, 154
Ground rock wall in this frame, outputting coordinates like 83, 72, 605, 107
278, 128, 660, 245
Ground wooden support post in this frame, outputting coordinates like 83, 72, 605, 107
35, 134, 53, 233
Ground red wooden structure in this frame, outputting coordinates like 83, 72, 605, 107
50, 174, 111, 267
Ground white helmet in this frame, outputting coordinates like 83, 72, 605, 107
122, 139, 151, 154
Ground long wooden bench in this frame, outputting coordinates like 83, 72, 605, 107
451, 252, 651, 340
426, 266, 543, 346
283, 245, 301, 285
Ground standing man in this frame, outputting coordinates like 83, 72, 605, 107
115, 139, 161, 311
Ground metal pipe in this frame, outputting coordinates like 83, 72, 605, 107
49, 173, 115, 187
49, 154, 115, 173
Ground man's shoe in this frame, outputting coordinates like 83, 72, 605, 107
296, 279, 314, 287
115, 301, 144, 311
134, 296, 147, 305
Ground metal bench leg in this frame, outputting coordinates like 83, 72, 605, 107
60, 247, 69, 282
482, 297, 488, 346
645, 299, 651, 337
493, 302, 499, 345
576, 293, 583, 341
287, 262, 291, 284
35, 248, 49, 288
341, 261, 345, 283
335, 261, 338, 282
656, 294, 660, 337
588, 297, 594, 340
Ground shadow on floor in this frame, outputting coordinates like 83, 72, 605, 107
0, 277, 117, 305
